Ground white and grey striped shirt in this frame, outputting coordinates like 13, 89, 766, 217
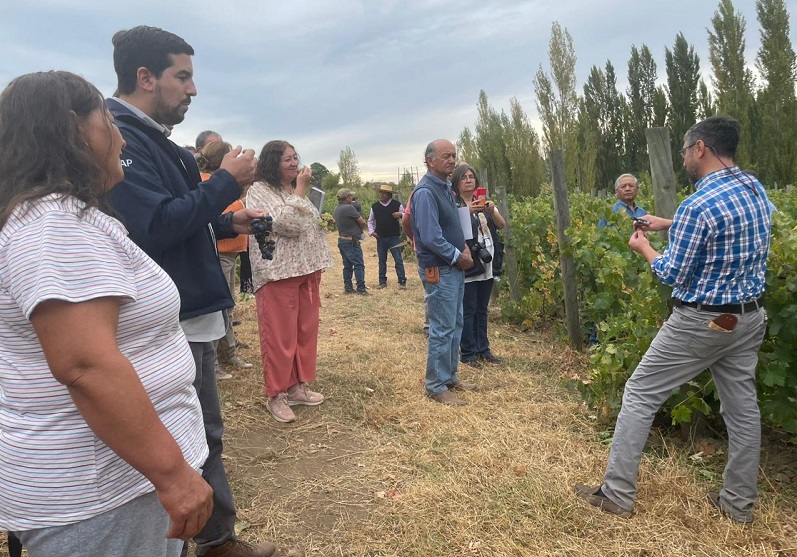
0, 194, 208, 530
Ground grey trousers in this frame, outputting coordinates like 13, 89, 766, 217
17, 491, 182, 557
185, 341, 237, 556
602, 305, 766, 521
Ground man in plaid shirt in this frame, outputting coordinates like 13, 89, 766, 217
575, 116, 773, 525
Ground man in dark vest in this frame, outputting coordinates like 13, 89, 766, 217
368, 185, 407, 289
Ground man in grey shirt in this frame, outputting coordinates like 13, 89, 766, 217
333, 188, 368, 294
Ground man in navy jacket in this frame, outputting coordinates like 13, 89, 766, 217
107, 26, 277, 557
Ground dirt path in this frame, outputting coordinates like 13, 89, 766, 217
215, 232, 797, 557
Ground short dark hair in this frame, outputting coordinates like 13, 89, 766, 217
255, 140, 296, 191
450, 164, 479, 200
0, 71, 112, 228
684, 115, 741, 160
112, 26, 194, 95
195, 130, 221, 150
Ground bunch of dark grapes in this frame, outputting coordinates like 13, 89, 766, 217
251, 216, 275, 260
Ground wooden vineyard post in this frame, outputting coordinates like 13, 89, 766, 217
551, 149, 582, 350
494, 184, 520, 302
645, 128, 678, 237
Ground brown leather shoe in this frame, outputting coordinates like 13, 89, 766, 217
202, 539, 279, 557
448, 381, 478, 392
573, 484, 632, 518
707, 491, 753, 525
428, 389, 468, 406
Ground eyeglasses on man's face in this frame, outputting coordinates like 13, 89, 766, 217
679, 142, 697, 157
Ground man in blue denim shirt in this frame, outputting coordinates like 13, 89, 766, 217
612, 173, 647, 219
410, 140, 476, 406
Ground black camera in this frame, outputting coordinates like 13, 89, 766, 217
470, 241, 492, 264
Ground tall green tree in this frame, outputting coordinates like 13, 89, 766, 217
756, 0, 797, 186
665, 32, 702, 184
626, 44, 659, 175
309, 162, 329, 190
457, 127, 480, 168
708, 0, 756, 166
474, 90, 511, 196
337, 146, 362, 189
504, 97, 546, 197
575, 98, 598, 193
533, 22, 579, 188
579, 61, 626, 192
651, 86, 669, 128
697, 80, 715, 119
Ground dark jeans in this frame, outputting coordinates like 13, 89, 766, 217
183, 341, 237, 557
8, 531, 22, 557
376, 236, 406, 285
461, 278, 494, 362
338, 238, 366, 292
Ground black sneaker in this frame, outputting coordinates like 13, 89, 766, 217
480, 351, 502, 365
376, 284, 387, 289
344, 288, 355, 294
356, 290, 370, 295
461, 359, 482, 369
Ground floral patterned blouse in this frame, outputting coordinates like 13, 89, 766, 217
246, 181, 333, 290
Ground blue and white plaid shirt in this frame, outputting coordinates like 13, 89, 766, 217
651, 166, 774, 305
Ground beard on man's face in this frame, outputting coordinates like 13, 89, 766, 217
153, 102, 186, 127
152, 87, 188, 127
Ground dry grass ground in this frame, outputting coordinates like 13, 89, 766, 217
4, 240, 796, 556
212, 232, 797, 557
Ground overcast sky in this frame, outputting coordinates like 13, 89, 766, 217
2, 1, 794, 182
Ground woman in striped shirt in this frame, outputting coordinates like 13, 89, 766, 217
0, 71, 211, 556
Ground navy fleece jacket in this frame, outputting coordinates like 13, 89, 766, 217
106, 98, 240, 320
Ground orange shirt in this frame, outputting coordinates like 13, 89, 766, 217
202, 172, 248, 254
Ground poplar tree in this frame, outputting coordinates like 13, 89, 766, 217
626, 44, 658, 175
580, 62, 626, 192
457, 127, 480, 168
505, 97, 546, 197
708, 0, 756, 167
474, 90, 511, 195
665, 32, 702, 184
533, 22, 579, 188
756, 0, 797, 186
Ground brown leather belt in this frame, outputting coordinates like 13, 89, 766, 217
339, 235, 354, 240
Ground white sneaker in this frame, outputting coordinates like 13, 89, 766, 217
215, 367, 233, 381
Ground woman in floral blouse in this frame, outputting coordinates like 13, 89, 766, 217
247, 141, 333, 423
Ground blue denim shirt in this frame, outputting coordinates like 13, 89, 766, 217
612, 200, 647, 219
410, 173, 465, 269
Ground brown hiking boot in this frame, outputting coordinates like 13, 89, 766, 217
448, 380, 478, 392
573, 484, 632, 518
428, 389, 467, 406
202, 539, 279, 557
